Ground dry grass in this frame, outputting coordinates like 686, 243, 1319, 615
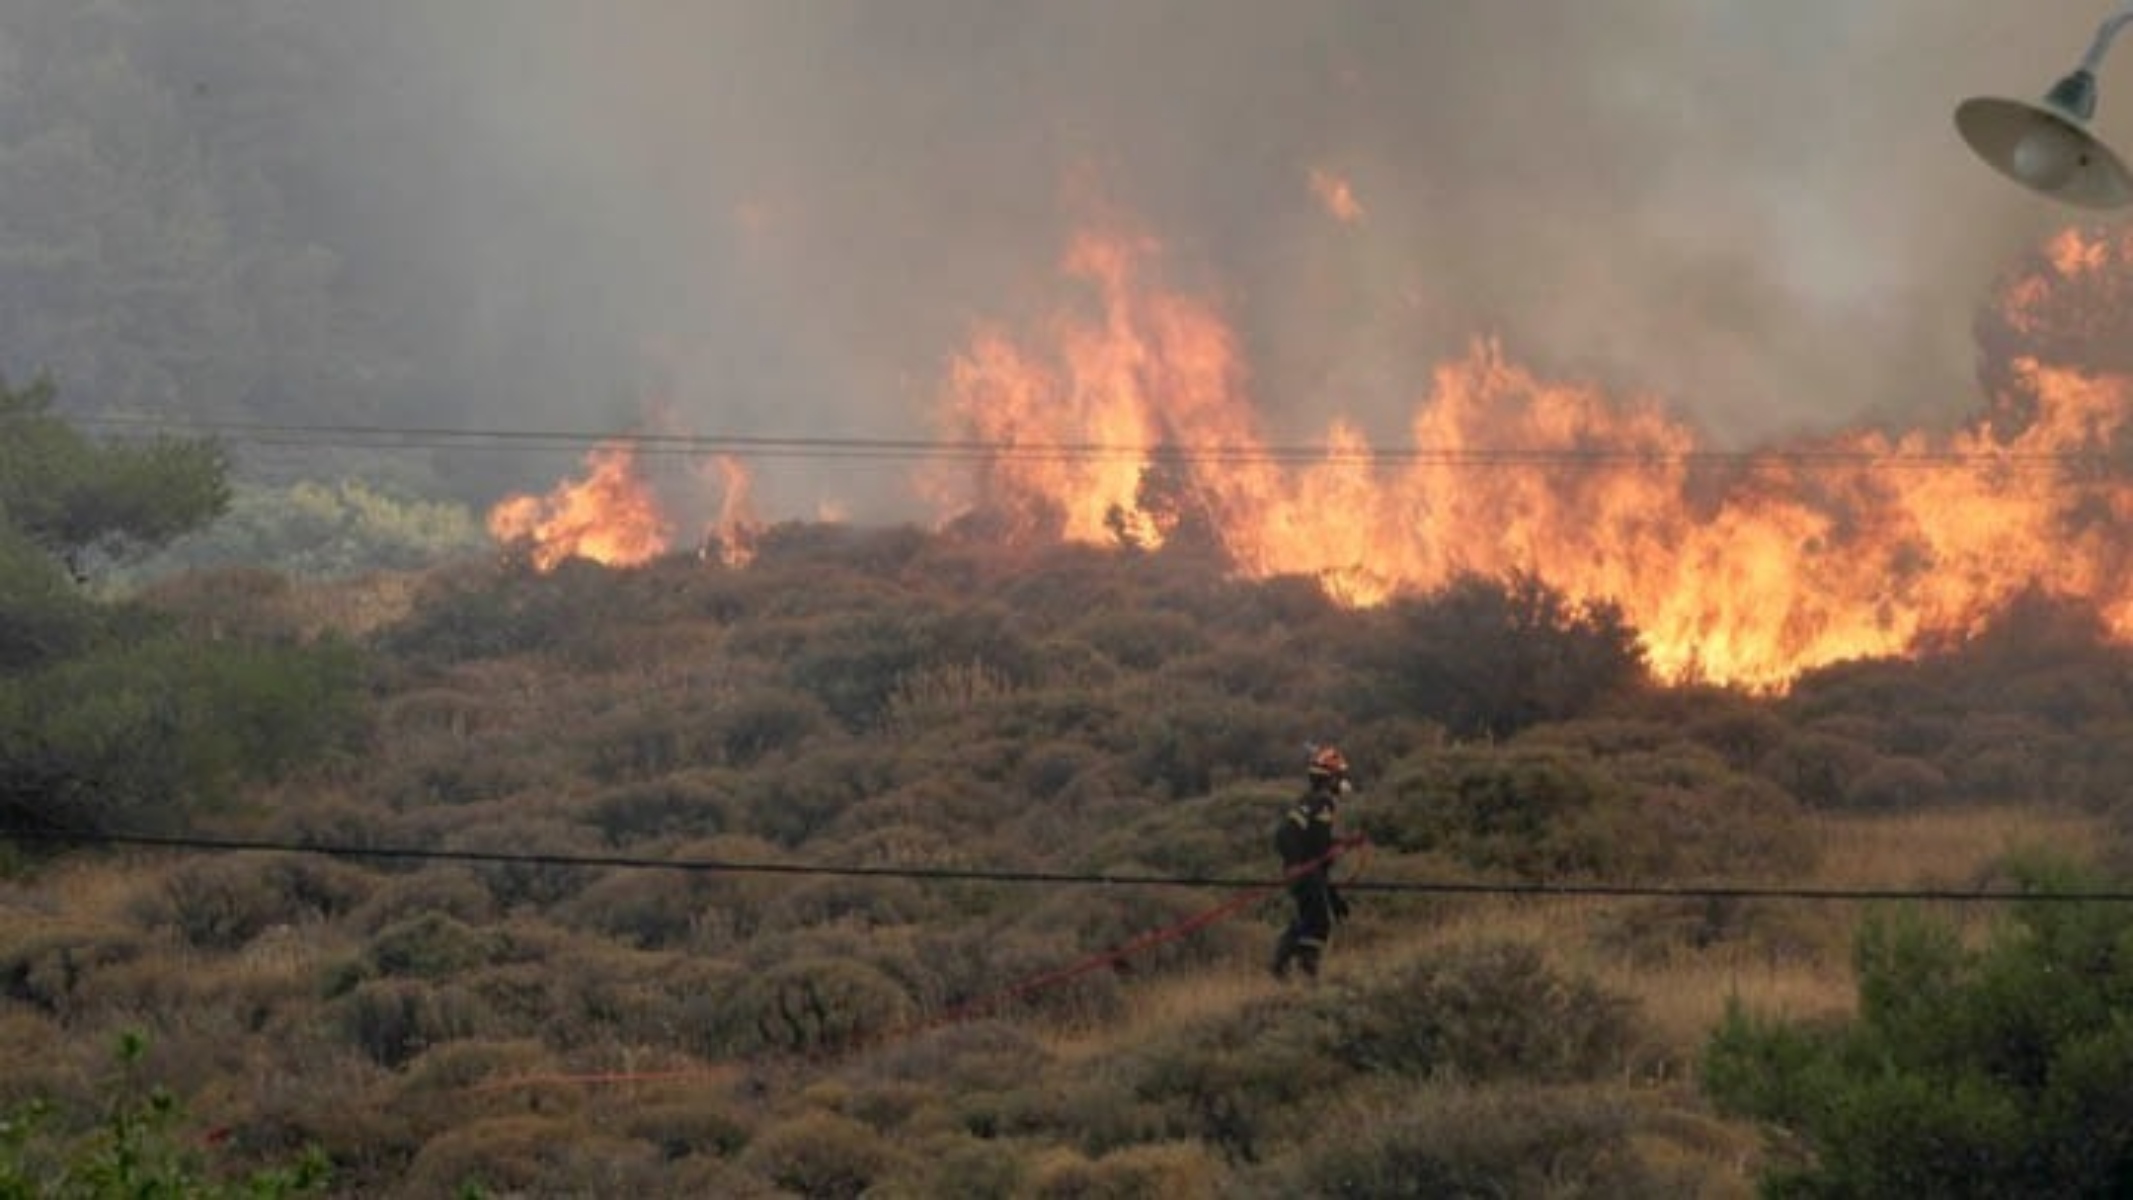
1040, 959, 1275, 1062
1803, 806, 2107, 888
8, 854, 166, 923
1051, 807, 2096, 1079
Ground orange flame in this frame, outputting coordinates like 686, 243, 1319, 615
487, 443, 672, 570
932, 227, 2133, 689
489, 443, 768, 573
702, 453, 760, 567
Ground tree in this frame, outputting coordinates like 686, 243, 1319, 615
0, 379, 365, 838
0, 376, 228, 577
1703, 857, 2133, 1198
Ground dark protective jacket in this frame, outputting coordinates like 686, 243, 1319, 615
1271, 778, 1347, 979
1276, 783, 1340, 872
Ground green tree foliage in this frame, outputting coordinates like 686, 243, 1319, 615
0, 380, 366, 837
0, 521, 98, 671
1384, 571, 1648, 738
1703, 858, 2133, 1198
0, 377, 227, 576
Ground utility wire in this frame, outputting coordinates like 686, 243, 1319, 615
9, 826, 2132, 905
69, 415, 2128, 472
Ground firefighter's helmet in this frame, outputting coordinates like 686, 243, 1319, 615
1307, 744, 1349, 779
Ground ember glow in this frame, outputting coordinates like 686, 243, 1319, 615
932, 227, 2133, 690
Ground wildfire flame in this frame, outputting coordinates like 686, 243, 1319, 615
933, 226, 2133, 690
486, 218, 2133, 692
703, 453, 760, 567
488, 443, 671, 571
487, 443, 763, 571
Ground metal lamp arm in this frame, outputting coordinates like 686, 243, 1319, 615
2079, 1, 2133, 74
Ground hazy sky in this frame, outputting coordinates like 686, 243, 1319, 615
347, 1, 2118, 515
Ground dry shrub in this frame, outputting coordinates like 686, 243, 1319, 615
555, 868, 704, 949
914, 921, 1124, 1030
338, 978, 489, 1068
74, 949, 316, 1040
1332, 940, 1639, 1082
1260, 1083, 1715, 1199
0, 1010, 66, 1105
620, 1096, 754, 1162
367, 912, 505, 979
376, 738, 546, 809
455, 961, 556, 1040
1589, 897, 1843, 969
1029, 1140, 1229, 1200
142, 853, 371, 950
441, 816, 601, 908
389, 1039, 570, 1132
402, 1115, 658, 1199
761, 875, 936, 934
0, 918, 146, 1019
582, 771, 740, 845
349, 866, 495, 933
899, 1134, 1026, 1198
1110, 994, 1352, 1164
726, 956, 914, 1055
736, 1109, 907, 1200
379, 687, 497, 745
545, 948, 694, 1051
866, 1019, 1052, 1093
1842, 754, 1951, 810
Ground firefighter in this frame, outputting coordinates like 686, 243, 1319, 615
1271, 743, 1353, 981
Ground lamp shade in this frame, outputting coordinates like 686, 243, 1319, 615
1956, 94, 2133, 208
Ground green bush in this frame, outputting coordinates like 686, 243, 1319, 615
0, 632, 368, 835
1363, 744, 1626, 877
1703, 858, 2133, 1197
0, 522, 100, 672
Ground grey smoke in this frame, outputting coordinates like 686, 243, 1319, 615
52, 3, 2133, 519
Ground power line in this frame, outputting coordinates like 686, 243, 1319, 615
70, 415, 2128, 472
9, 826, 2131, 905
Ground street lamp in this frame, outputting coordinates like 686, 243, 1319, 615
1956, 0, 2133, 208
